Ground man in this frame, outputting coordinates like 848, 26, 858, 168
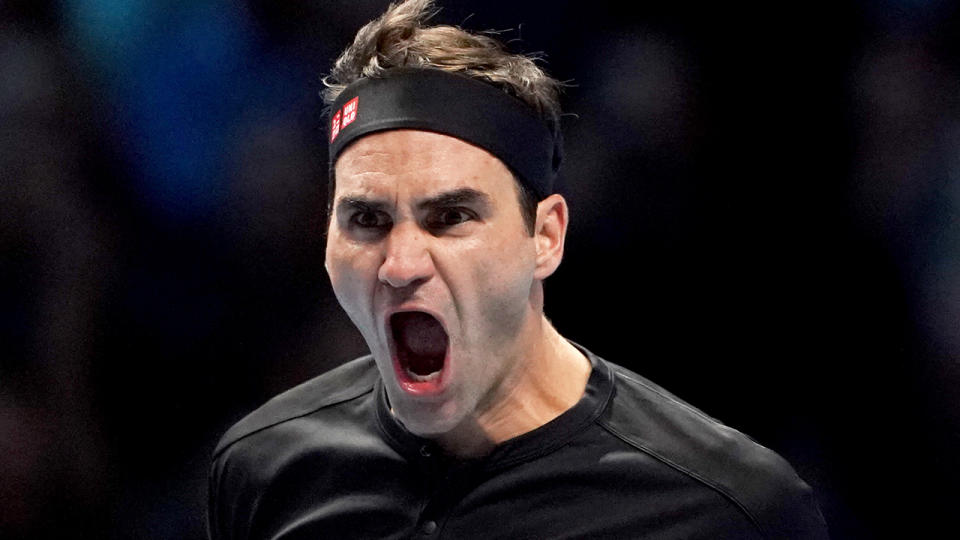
208, 1, 829, 538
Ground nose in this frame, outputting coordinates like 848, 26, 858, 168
378, 222, 434, 289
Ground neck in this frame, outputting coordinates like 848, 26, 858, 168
435, 315, 592, 458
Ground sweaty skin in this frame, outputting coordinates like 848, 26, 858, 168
325, 129, 590, 457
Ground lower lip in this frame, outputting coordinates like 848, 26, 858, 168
392, 353, 450, 397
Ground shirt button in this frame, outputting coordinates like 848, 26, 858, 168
419, 445, 432, 458
420, 520, 437, 534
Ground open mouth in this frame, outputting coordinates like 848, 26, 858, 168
390, 311, 449, 390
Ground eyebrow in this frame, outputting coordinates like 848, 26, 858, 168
335, 197, 389, 216
335, 188, 492, 215
416, 188, 491, 212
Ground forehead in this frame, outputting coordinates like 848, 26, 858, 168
333, 129, 515, 197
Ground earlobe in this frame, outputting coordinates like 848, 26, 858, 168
533, 194, 569, 280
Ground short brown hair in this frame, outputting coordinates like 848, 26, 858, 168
323, 0, 563, 235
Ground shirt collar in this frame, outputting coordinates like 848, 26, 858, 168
373, 342, 615, 472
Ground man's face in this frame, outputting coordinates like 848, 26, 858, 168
325, 129, 539, 437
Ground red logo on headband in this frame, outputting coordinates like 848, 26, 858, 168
342, 97, 359, 128
330, 109, 342, 142
330, 96, 358, 143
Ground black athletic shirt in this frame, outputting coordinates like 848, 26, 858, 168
208, 345, 829, 539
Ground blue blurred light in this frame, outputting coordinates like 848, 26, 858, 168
65, 0, 151, 74
861, 0, 950, 29
66, 0, 260, 221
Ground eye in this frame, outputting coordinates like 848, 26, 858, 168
427, 208, 474, 230
350, 210, 391, 229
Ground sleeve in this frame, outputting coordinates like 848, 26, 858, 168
207, 446, 254, 540
760, 476, 831, 539
207, 452, 232, 540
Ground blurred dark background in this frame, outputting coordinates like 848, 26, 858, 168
2, 0, 958, 538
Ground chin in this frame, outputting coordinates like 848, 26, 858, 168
388, 390, 466, 437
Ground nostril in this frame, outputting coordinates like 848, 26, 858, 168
378, 262, 432, 288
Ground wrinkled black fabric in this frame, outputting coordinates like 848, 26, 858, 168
327, 68, 562, 199
209, 345, 829, 539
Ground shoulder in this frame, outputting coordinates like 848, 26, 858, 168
212, 355, 379, 458
598, 359, 828, 539
208, 356, 380, 540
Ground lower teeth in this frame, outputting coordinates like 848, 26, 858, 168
406, 368, 441, 382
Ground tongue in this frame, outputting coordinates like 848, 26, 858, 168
393, 312, 447, 375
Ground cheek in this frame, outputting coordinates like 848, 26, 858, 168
466, 239, 536, 333
325, 240, 379, 320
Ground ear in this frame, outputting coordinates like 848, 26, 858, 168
533, 194, 569, 280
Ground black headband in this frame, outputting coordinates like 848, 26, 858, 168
328, 68, 562, 199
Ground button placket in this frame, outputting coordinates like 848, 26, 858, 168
412, 444, 448, 537
419, 520, 438, 535
414, 460, 483, 538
